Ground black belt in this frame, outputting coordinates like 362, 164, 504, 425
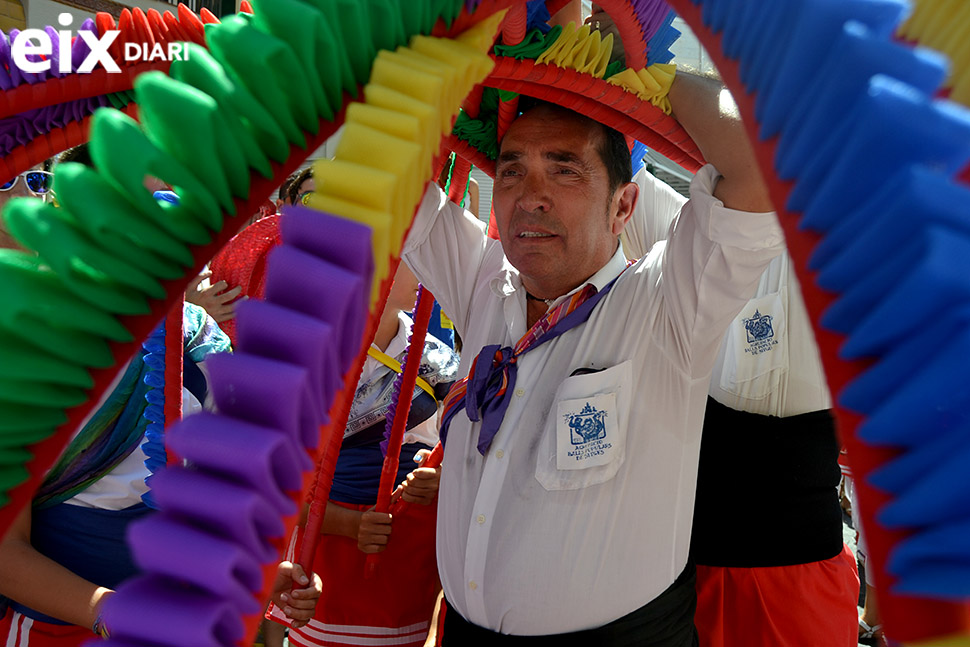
690, 398, 844, 567
441, 563, 698, 647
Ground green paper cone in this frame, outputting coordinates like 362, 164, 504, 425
136, 71, 248, 213
206, 16, 315, 147
52, 163, 192, 272
0, 377, 88, 408
169, 44, 283, 172
0, 250, 124, 366
89, 109, 217, 246
251, 0, 336, 123
4, 200, 156, 314
0, 334, 93, 388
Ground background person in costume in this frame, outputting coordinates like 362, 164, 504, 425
267, 263, 458, 647
275, 167, 318, 211
185, 270, 244, 324
846, 472, 888, 646
0, 299, 322, 644
622, 180, 859, 647
276, 172, 299, 210
0, 162, 53, 249
689, 251, 859, 647
400, 62, 780, 642
287, 167, 316, 208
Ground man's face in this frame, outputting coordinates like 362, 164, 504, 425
493, 106, 635, 297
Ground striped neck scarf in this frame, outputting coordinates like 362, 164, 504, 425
33, 349, 151, 509
440, 268, 628, 455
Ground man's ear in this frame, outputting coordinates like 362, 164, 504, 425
611, 181, 639, 235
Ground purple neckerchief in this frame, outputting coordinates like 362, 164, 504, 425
440, 271, 624, 454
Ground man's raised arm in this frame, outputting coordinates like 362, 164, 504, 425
668, 72, 772, 213
400, 182, 496, 337
584, 5, 770, 214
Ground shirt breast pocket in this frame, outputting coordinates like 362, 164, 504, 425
535, 360, 632, 491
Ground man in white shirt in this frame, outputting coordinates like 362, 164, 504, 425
623, 178, 859, 646
402, 73, 784, 645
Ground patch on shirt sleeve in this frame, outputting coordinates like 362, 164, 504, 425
719, 289, 789, 399
556, 393, 619, 470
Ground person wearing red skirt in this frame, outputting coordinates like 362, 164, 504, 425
689, 254, 859, 647
268, 266, 459, 647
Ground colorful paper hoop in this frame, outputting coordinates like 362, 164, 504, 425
1, 1, 969, 645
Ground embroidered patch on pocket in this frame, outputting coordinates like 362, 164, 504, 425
556, 392, 619, 470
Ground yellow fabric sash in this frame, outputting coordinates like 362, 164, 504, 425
367, 346, 437, 401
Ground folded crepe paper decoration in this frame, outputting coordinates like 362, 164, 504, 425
0, 1, 969, 646
0, 5, 213, 183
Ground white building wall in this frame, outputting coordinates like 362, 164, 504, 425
25, 0, 220, 29
26, 1, 90, 28
668, 17, 718, 77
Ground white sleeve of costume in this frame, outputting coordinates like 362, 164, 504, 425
620, 167, 688, 260
625, 170, 829, 414
401, 183, 504, 337
708, 251, 834, 416
653, 164, 787, 379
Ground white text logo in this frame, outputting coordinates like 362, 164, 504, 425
10, 13, 189, 74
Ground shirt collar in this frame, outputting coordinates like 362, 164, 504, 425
489, 244, 628, 305
579, 245, 628, 293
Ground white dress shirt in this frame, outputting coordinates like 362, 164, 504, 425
402, 165, 785, 635
622, 169, 831, 417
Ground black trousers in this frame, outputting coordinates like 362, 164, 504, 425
441, 563, 699, 647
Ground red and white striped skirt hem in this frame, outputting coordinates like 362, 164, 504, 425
0, 610, 92, 647
286, 618, 430, 647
